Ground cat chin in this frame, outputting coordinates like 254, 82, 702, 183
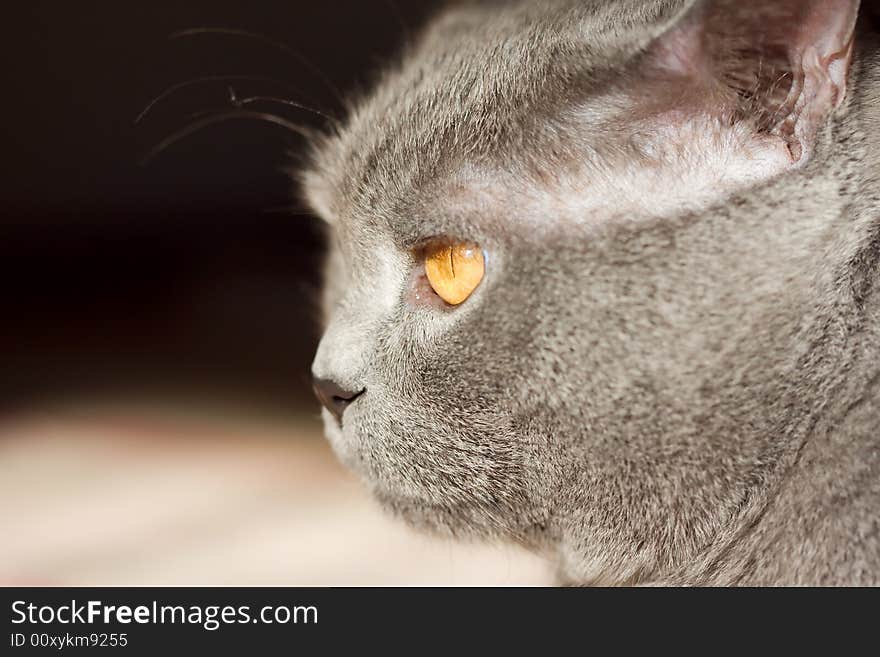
320, 409, 536, 541
321, 413, 516, 538
370, 487, 516, 541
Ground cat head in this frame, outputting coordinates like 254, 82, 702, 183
302, 0, 865, 580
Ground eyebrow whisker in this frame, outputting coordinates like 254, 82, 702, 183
169, 27, 345, 104
227, 90, 341, 130
135, 75, 319, 125
140, 109, 313, 165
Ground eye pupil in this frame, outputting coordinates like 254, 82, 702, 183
424, 240, 485, 306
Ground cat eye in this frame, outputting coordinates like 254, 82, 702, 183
424, 240, 485, 306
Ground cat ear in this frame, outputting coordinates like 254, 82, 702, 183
644, 0, 860, 164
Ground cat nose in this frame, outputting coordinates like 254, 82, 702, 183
312, 377, 364, 423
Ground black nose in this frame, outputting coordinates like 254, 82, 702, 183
312, 377, 364, 423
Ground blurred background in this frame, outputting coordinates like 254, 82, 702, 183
1, 0, 553, 585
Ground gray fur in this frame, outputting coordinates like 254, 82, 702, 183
301, 0, 880, 585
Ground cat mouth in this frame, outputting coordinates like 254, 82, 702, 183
319, 408, 360, 466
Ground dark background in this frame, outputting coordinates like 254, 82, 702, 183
2, 1, 439, 414
0, 2, 552, 589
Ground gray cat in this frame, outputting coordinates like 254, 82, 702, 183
302, 0, 879, 585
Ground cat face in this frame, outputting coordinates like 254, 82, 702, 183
303, 0, 863, 577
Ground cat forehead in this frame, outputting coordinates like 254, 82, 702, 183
302, 0, 693, 225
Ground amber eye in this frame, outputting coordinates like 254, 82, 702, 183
424, 240, 485, 306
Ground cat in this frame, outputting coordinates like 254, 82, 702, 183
301, 0, 880, 585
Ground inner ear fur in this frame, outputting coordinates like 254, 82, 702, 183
644, 0, 861, 163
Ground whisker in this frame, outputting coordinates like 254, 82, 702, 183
140, 109, 313, 165
135, 74, 314, 125
159, 90, 339, 135
169, 27, 344, 104
227, 90, 341, 129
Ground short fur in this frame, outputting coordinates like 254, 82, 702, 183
302, 0, 880, 585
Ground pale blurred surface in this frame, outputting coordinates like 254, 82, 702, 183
0, 404, 554, 586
